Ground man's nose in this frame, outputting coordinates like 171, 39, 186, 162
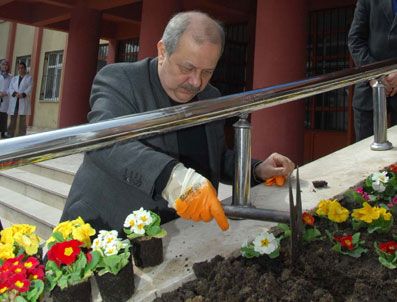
188, 70, 202, 88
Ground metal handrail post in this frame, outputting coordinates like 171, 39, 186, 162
370, 80, 393, 151
232, 114, 251, 206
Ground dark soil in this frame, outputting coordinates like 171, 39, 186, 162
51, 280, 92, 302
155, 194, 397, 302
95, 261, 135, 302
132, 237, 163, 268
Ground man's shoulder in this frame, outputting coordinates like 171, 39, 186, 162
100, 58, 153, 76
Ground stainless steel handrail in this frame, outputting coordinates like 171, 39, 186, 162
1, 58, 397, 170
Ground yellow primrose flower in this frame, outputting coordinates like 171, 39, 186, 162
327, 200, 349, 223
11, 224, 36, 235
0, 243, 15, 260
377, 207, 392, 221
71, 216, 85, 227
1, 228, 15, 245
316, 199, 333, 216
13, 233, 40, 255
352, 202, 380, 224
53, 221, 73, 239
72, 223, 96, 247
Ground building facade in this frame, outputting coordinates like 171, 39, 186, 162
0, 0, 357, 164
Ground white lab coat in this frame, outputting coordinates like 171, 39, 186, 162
0, 73, 12, 113
8, 74, 33, 116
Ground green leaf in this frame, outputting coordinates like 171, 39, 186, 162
276, 223, 291, 238
351, 232, 361, 244
268, 247, 280, 259
15, 297, 27, 302
51, 231, 65, 243
303, 228, 322, 242
152, 228, 167, 238
379, 256, 397, 269
241, 243, 260, 259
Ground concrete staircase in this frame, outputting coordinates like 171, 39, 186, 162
0, 151, 232, 240
0, 154, 83, 239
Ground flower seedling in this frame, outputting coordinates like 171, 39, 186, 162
301, 212, 322, 242
351, 202, 393, 233
327, 232, 367, 258
241, 230, 280, 259
0, 254, 45, 302
0, 224, 41, 261
375, 241, 397, 269
92, 230, 131, 276
123, 208, 167, 239
315, 199, 349, 223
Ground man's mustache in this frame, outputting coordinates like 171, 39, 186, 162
179, 83, 200, 94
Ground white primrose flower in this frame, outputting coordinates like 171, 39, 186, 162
92, 238, 102, 251
134, 208, 153, 226
371, 171, 389, 192
132, 222, 146, 235
124, 213, 138, 230
103, 231, 119, 245
253, 231, 278, 255
104, 243, 119, 256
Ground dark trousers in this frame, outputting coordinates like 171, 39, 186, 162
8, 115, 27, 137
354, 105, 397, 142
0, 111, 7, 133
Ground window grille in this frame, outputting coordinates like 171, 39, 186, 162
305, 6, 355, 131
97, 43, 109, 72
117, 39, 139, 62
40, 51, 63, 101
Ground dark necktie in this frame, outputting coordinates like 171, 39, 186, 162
14, 76, 23, 115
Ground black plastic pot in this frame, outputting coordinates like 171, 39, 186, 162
51, 280, 92, 302
132, 237, 163, 268
95, 262, 135, 302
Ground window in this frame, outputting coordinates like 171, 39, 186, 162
97, 43, 109, 72
15, 55, 31, 74
40, 51, 63, 101
305, 6, 355, 131
117, 39, 139, 62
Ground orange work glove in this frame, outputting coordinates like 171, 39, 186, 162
264, 175, 286, 187
162, 164, 229, 231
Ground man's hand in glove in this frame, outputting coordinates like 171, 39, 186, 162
162, 164, 229, 231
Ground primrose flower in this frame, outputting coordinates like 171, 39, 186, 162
379, 241, 397, 254
0, 243, 15, 261
371, 171, 389, 192
133, 222, 146, 235
351, 202, 390, 223
327, 200, 349, 223
123, 213, 138, 230
104, 244, 119, 256
253, 231, 278, 255
134, 208, 153, 226
334, 235, 353, 250
316, 199, 333, 216
356, 187, 370, 201
302, 212, 315, 226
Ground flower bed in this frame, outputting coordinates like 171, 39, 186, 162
154, 164, 397, 302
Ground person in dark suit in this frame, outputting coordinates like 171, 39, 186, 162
61, 11, 295, 233
348, 0, 397, 141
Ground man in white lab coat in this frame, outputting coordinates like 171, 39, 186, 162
8, 62, 33, 137
0, 59, 12, 138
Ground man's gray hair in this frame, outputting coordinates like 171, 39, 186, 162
161, 11, 225, 56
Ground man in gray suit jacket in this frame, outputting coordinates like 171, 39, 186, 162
61, 11, 295, 233
348, 0, 397, 141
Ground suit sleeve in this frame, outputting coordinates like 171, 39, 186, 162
86, 64, 176, 197
348, 0, 376, 66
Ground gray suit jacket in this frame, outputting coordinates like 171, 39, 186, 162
62, 58, 258, 231
348, 0, 397, 111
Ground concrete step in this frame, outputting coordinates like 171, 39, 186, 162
0, 186, 61, 239
0, 168, 70, 210
19, 153, 83, 185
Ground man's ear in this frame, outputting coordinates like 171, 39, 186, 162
157, 40, 166, 65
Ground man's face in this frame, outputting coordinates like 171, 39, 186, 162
18, 64, 26, 76
157, 32, 221, 103
0, 61, 9, 72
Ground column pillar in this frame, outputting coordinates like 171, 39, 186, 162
251, 0, 307, 165
6, 22, 16, 63
58, 2, 100, 127
138, 0, 181, 60
28, 27, 43, 127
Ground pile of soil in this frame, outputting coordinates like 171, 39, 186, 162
155, 197, 397, 302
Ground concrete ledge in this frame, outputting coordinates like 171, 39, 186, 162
129, 125, 397, 302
